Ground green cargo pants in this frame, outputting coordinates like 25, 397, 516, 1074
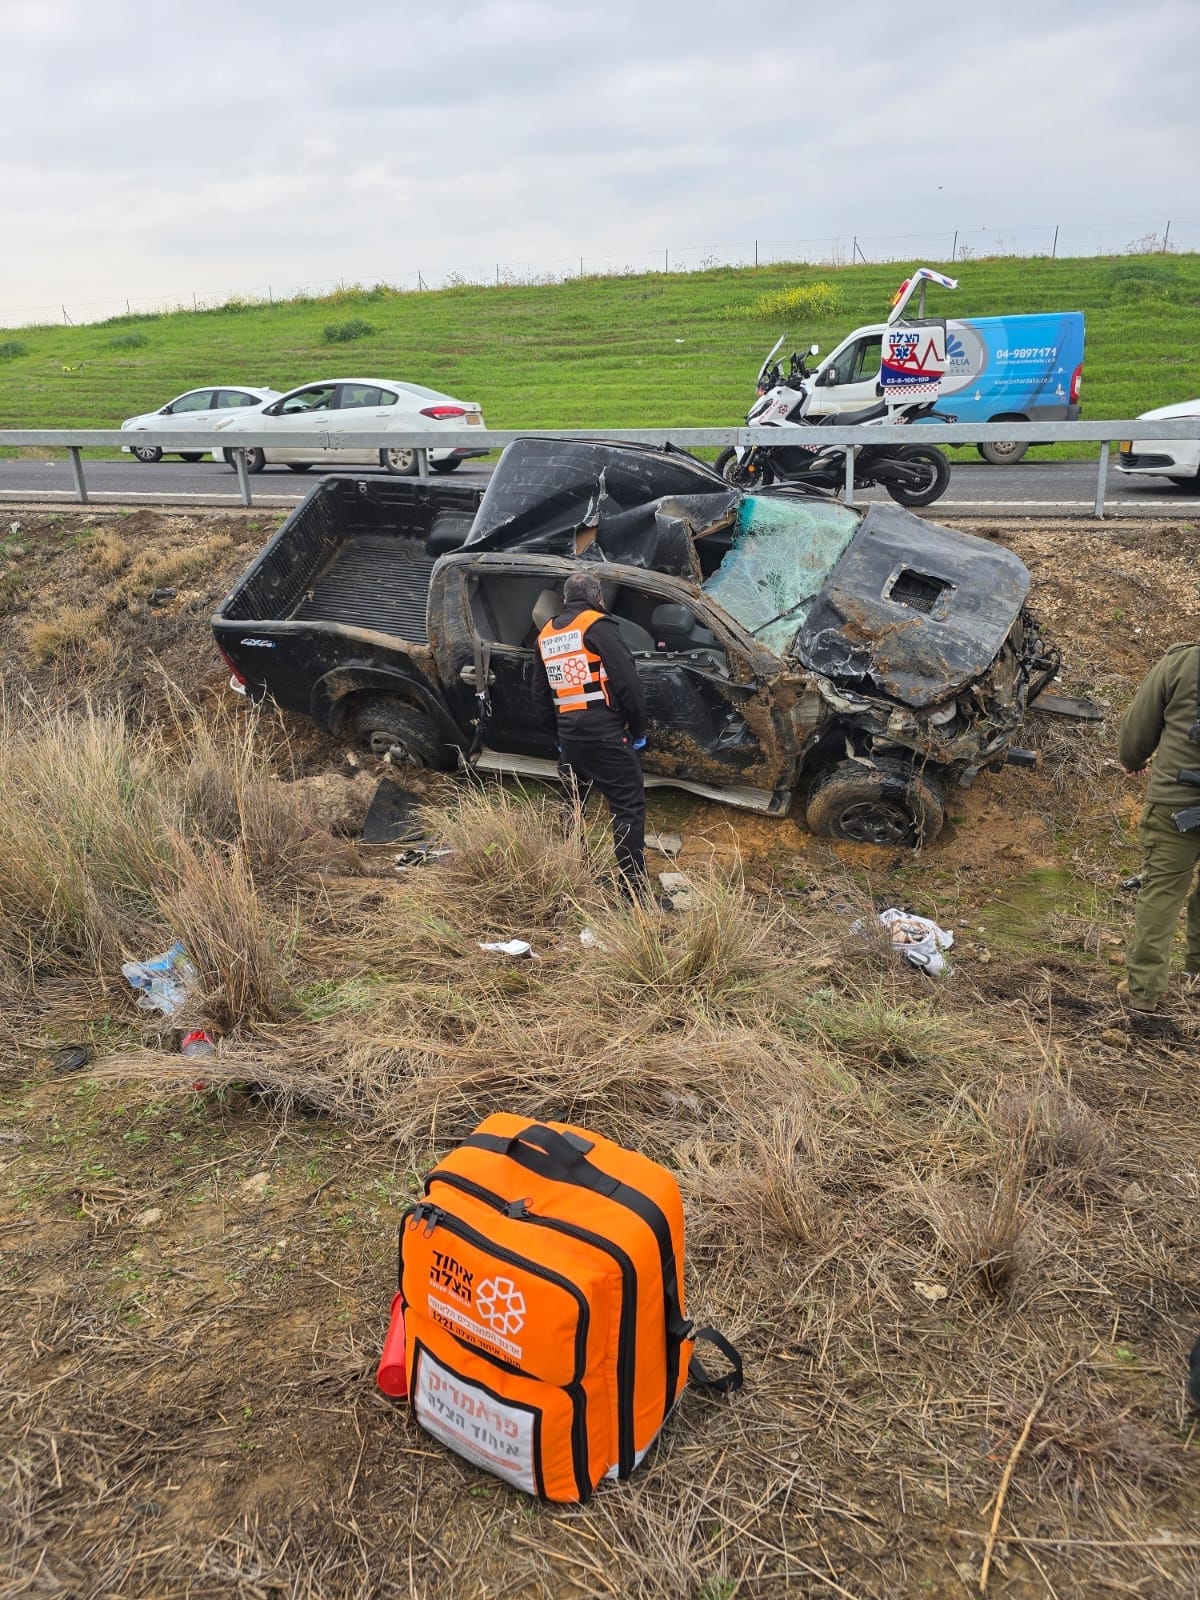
1126, 803, 1200, 1003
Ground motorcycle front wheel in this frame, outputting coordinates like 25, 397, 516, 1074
714, 447, 774, 488
884, 445, 950, 508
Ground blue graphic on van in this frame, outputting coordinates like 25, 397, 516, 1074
932, 313, 1084, 423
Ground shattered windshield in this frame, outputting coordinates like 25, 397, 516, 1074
702, 495, 860, 655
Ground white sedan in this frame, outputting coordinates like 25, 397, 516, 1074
211, 377, 489, 474
1116, 399, 1200, 486
121, 386, 280, 462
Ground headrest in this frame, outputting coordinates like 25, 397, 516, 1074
531, 588, 561, 629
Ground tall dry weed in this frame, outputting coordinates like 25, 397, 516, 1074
418, 781, 602, 927
155, 834, 298, 1030
587, 868, 780, 1019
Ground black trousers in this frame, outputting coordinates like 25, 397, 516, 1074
557, 731, 647, 892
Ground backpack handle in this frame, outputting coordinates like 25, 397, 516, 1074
465, 1123, 617, 1189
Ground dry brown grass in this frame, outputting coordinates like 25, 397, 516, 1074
4, 673, 1200, 1598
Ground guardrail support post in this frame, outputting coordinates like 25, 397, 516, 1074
416, 447, 429, 478
844, 446, 856, 508
67, 447, 89, 505
233, 449, 253, 508
1094, 440, 1109, 518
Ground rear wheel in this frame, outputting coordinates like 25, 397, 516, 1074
381, 446, 418, 476
348, 697, 453, 769
131, 443, 162, 463
977, 438, 1028, 465
430, 458, 462, 474
225, 446, 265, 473
886, 445, 950, 508
178, 452, 203, 463
805, 758, 945, 846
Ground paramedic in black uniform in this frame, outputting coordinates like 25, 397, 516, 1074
533, 570, 650, 897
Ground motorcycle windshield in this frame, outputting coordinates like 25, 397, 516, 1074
701, 494, 860, 655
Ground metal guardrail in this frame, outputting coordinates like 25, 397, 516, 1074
1, 418, 1197, 514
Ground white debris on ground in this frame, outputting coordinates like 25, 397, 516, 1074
854, 908, 955, 977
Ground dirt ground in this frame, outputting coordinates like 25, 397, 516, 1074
2, 504, 1200, 1599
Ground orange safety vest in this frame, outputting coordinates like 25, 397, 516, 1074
536, 608, 611, 715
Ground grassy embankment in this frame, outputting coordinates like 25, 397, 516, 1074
1, 253, 1198, 461
0, 500, 1199, 1596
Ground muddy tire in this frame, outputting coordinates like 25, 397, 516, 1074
349, 697, 453, 769
886, 446, 950, 508
714, 447, 772, 488
805, 758, 945, 846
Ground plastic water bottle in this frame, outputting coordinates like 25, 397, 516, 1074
121, 941, 197, 1017
180, 1031, 216, 1058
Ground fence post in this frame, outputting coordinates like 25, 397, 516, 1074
67, 447, 88, 505
1163, 221, 1172, 251
1051, 225, 1059, 258
844, 446, 856, 508
1094, 441, 1109, 518
951, 231, 957, 262
416, 448, 429, 479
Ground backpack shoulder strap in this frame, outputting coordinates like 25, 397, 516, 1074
689, 1327, 743, 1393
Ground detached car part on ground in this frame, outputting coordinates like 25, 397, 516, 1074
214, 440, 1069, 846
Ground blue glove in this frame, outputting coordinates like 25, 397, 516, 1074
631, 735, 647, 751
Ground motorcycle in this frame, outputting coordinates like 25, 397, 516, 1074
714, 338, 953, 509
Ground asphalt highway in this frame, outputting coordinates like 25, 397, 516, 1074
0, 455, 1197, 515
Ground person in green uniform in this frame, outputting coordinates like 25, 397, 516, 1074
1116, 641, 1200, 1012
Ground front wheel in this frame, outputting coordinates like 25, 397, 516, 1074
131, 443, 163, 463
805, 758, 945, 847
430, 458, 462, 474
178, 452, 203, 463
286, 463, 313, 473
380, 446, 418, 476
225, 446, 265, 473
885, 446, 950, 508
714, 447, 773, 488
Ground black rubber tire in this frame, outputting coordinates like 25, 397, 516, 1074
714, 446, 773, 488
349, 697, 453, 769
977, 438, 1028, 465
178, 452, 203, 463
225, 446, 265, 473
886, 445, 951, 508
286, 463, 314, 473
805, 758, 945, 846
131, 443, 162, 463
380, 446, 418, 476
430, 458, 462, 474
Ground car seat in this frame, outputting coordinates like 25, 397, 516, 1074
650, 603, 719, 652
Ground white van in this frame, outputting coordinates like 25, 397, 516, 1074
802, 274, 1085, 464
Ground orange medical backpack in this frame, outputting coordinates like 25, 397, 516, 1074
388, 1114, 740, 1502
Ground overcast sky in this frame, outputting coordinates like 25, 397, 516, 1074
1, 0, 1196, 325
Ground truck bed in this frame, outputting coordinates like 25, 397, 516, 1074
218, 475, 484, 645
293, 533, 436, 642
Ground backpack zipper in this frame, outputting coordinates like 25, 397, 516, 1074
428, 1168, 638, 1479
408, 1201, 591, 1501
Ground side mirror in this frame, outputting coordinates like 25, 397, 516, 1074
809, 343, 820, 357
816, 368, 834, 388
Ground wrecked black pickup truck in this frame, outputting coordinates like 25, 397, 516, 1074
213, 439, 1064, 845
